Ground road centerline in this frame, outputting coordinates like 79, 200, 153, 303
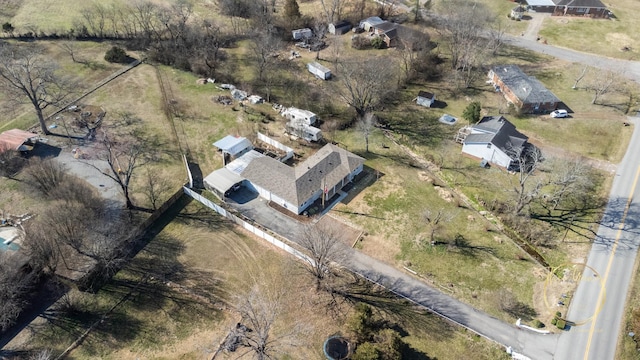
583, 165, 640, 360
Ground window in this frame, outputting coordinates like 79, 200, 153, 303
487, 143, 492, 149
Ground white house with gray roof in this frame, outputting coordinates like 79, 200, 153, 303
462, 116, 529, 169
241, 144, 364, 214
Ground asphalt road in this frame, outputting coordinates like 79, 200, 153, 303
503, 35, 640, 84
554, 116, 640, 360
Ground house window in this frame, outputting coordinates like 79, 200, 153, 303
576, 7, 586, 12
487, 143, 492, 149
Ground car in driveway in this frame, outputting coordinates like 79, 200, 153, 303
550, 109, 568, 118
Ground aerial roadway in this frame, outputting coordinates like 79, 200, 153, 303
554, 117, 640, 359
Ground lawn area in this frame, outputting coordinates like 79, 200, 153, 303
538, 2, 640, 60
19, 201, 509, 359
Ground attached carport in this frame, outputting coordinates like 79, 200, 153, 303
203, 167, 245, 198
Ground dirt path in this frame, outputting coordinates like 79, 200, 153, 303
522, 13, 550, 41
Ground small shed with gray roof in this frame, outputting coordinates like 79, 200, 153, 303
213, 135, 253, 165
461, 116, 529, 169
488, 65, 560, 114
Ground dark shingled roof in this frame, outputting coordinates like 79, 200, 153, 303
241, 144, 364, 207
464, 116, 528, 155
418, 91, 434, 99
554, 0, 606, 8
491, 65, 560, 105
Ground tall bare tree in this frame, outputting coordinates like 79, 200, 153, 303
319, 0, 345, 24
586, 69, 618, 105
298, 224, 346, 288
0, 45, 75, 135
336, 57, 398, 118
507, 143, 545, 215
572, 64, 589, 90
437, 0, 493, 88
357, 112, 377, 153
0, 252, 38, 332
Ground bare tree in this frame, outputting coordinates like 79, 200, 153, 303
508, 143, 545, 215
319, 0, 345, 24
357, 112, 377, 153
397, 27, 431, 84
58, 42, 83, 64
422, 207, 455, 243
437, 0, 493, 88
336, 57, 398, 118
545, 158, 596, 210
572, 64, 589, 90
586, 69, 618, 104
97, 129, 154, 209
0, 252, 38, 332
0, 45, 76, 135
298, 224, 346, 288
250, 32, 283, 82
23, 157, 68, 196
142, 169, 173, 210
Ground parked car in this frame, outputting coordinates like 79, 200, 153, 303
550, 109, 568, 118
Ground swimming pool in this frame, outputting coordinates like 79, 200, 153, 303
0, 236, 20, 251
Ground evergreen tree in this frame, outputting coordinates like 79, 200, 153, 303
463, 101, 482, 124
284, 0, 302, 21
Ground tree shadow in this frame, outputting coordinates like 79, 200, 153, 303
446, 234, 496, 258
530, 198, 607, 241
326, 272, 455, 343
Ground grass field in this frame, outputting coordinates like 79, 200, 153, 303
17, 201, 509, 359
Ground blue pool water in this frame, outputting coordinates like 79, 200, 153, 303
0, 237, 20, 251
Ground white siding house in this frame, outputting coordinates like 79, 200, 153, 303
461, 116, 529, 169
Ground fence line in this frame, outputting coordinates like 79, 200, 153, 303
182, 187, 313, 265
43, 59, 142, 125
256, 132, 294, 162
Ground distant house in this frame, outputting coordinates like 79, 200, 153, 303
461, 116, 529, 169
292, 28, 313, 40
511, 5, 526, 19
281, 107, 318, 125
371, 22, 398, 48
553, 0, 609, 17
525, 0, 556, 13
0, 129, 38, 153
328, 20, 352, 35
307, 62, 331, 80
359, 16, 385, 31
525, 0, 609, 18
488, 65, 560, 114
416, 91, 436, 108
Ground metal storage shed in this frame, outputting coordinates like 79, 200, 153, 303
213, 135, 253, 157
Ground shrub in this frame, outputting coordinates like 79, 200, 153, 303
531, 319, 544, 328
2, 22, 14, 33
555, 311, 562, 319
104, 46, 129, 63
351, 36, 370, 50
551, 318, 557, 326
370, 36, 385, 49
556, 319, 566, 330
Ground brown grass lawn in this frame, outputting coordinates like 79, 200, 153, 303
538, 1, 640, 60
19, 202, 508, 360
618, 253, 640, 359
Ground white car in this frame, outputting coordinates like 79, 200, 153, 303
550, 109, 568, 118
